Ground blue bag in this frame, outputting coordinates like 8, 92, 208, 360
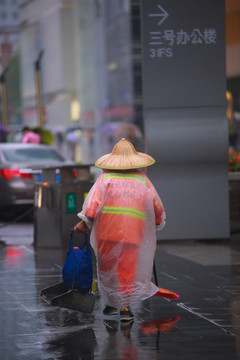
62, 232, 93, 292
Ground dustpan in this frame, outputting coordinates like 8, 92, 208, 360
40, 231, 95, 313
40, 282, 95, 313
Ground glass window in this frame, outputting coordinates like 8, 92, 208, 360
12, 11, 18, 19
2, 148, 65, 163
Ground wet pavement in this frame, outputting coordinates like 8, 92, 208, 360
0, 222, 240, 359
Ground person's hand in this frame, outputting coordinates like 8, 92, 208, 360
74, 221, 87, 233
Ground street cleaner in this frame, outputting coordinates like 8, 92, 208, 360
74, 138, 178, 322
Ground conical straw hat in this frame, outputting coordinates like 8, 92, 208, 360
95, 138, 155, 170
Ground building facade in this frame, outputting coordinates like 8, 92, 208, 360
19, 0, 143, 161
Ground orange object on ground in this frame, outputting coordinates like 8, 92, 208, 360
155, 287, 179, 299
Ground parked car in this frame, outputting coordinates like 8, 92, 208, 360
0, 143, 72, 217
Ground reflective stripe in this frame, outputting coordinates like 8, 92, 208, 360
102, 206, 145, 220
103, 173, 147, 185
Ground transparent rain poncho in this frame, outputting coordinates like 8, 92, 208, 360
78, 169, 166, 308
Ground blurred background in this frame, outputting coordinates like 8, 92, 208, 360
0, 0, 239, 162
0, 0, 146, 162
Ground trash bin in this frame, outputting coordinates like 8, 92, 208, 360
34, 164, 94, 248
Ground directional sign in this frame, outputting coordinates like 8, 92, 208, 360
141, 0, 226, 108
148, 4, 169, 26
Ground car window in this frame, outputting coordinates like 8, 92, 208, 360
2, 148, 65, 163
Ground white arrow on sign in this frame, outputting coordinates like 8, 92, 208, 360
148, 4, 169, 26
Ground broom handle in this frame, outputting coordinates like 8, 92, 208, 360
144, 166, 160, 289
153, 260, 159, 287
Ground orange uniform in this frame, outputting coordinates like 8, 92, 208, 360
78, 169, 166, 307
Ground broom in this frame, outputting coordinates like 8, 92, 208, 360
143, 164, 179, 300
153, 260, 179, 300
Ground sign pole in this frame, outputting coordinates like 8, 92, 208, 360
0, 67, 9, 129
140, 0, 229, 240
34, 50, 44, 128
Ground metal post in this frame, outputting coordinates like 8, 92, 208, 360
34, 50, 44, 127
0, 67, 9, 128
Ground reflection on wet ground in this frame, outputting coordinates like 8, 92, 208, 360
0, 230, 240, 359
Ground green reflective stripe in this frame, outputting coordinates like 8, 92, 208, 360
103, 173, 147, 185
102, 206, 145, 220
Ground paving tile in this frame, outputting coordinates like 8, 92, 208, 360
0, 222, 240, 359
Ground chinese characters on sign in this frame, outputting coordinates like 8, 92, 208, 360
141, 0, 225, 108
149, 28, 217, 58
